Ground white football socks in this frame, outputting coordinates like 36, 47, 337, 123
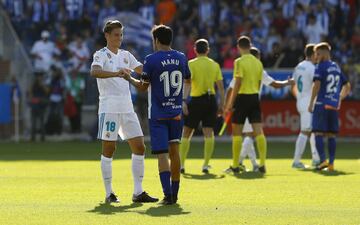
244, 137, 257, 166
101, 155, 113, 198
310, 133, 320, 162
239, 138, 248, 164
293, 133, 308, 163
240, 136, 258, 166
131, 154, 144, 196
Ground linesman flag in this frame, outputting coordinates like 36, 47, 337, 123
218, 111, 233, 136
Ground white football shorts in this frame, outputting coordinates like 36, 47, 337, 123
97, 112, 143, 141
297, 98, 312, 132
299, 110, 312, 132
242, 118, 253, 133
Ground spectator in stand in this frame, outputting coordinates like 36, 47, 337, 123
64, 0, 85, 33
173, 27, 187, 53
259, 0, 273, 13
333, 43, 352, 65
139, 0, 155, 25
303, 14, 325, 43
30, 30, 60, 74
220, 36, 238, 69
175, 0, 197, 28
272, 8, 289, 36
46, 67, 65, 135
4, 0, 26, 37
68, 34, 90, 74
351, 25, 360, 48
279, 38, 303, 68
29, 73, 48, 141
264, 42, 283, 68
198, 0, 215, 27
217, 21, 232, 45
265, 27, 281, 54
156, 0, 176, 25
97, 0, 117, 30
294, 4, 307, 32
66, 70, 85, 133
31, 0, 50, 36
185, 29, 198, 60
281, 0, 296, 19
314, 2, 330, 36
285, 19, 303, 39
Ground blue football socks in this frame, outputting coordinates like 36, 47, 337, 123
315, 135, 326, 163
328, 137, 336, 165
159, 171, 172, 196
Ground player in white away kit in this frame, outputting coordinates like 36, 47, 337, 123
225, 47, 294, 172
291, 44, 320, 168
90, 20, 158, 204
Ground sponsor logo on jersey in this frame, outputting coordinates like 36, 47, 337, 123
95, 56, 100, 62
106, 132, 111, 138
107, 53, 111, 59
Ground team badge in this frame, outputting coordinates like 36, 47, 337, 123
106, 132, 111, 138
107, 53, 111, 59
94, 56, 100, 62
124, 58, 128, 64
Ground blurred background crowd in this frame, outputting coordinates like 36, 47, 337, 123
1, 0, 359, 140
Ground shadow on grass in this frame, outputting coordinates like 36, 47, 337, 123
232, 171, 265, 179
312, 170, 355, 176
182, 173, 225, 180
87, 202, 143, 215
139, 204, 191, 217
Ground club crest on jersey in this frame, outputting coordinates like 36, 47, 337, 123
124, 58, 128, 64
107, 53, 111, 59
95, 56, 100, 62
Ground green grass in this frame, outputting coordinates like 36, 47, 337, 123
0, 141, 359, 225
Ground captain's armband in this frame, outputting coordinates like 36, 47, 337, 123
140, 72, 150, 84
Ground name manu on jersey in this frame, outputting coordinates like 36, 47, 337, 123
161, 58, 180, 67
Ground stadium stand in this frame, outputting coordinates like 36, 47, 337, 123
0, 0, 359, 138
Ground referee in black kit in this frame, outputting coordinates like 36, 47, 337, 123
179, 39, 225, 174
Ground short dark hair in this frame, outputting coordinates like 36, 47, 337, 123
250, 47, 260, 58
304, 44, 315, 57
237, 36, 251, 49
314, 42, 331, 52
103, 20, 123, 33
195, 39, 209, 54
152, 25, 173, 45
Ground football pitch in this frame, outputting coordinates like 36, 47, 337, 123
0, 140, 359, 225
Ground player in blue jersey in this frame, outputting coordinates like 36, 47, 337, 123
124, 25, 191, 205
308, 42, 351, 172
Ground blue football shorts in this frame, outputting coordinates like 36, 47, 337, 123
312, 104, 339, 133
149, 118, 183, 154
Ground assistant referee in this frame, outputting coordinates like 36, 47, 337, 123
180, 39, 225, 174
224, 36, 268, 174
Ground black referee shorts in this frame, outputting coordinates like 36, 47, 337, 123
232, 94, 262, 124
184, 94, 217, 129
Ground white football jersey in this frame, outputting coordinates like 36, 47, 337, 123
292, 60, 314, 99
91, 47, 142, 113
229, 70, 274, 96
292, 60, 314, 111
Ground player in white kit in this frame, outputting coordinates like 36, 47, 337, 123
225, 47, 294, 172
291, 44, 320, 168
90, 20, 158, 203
